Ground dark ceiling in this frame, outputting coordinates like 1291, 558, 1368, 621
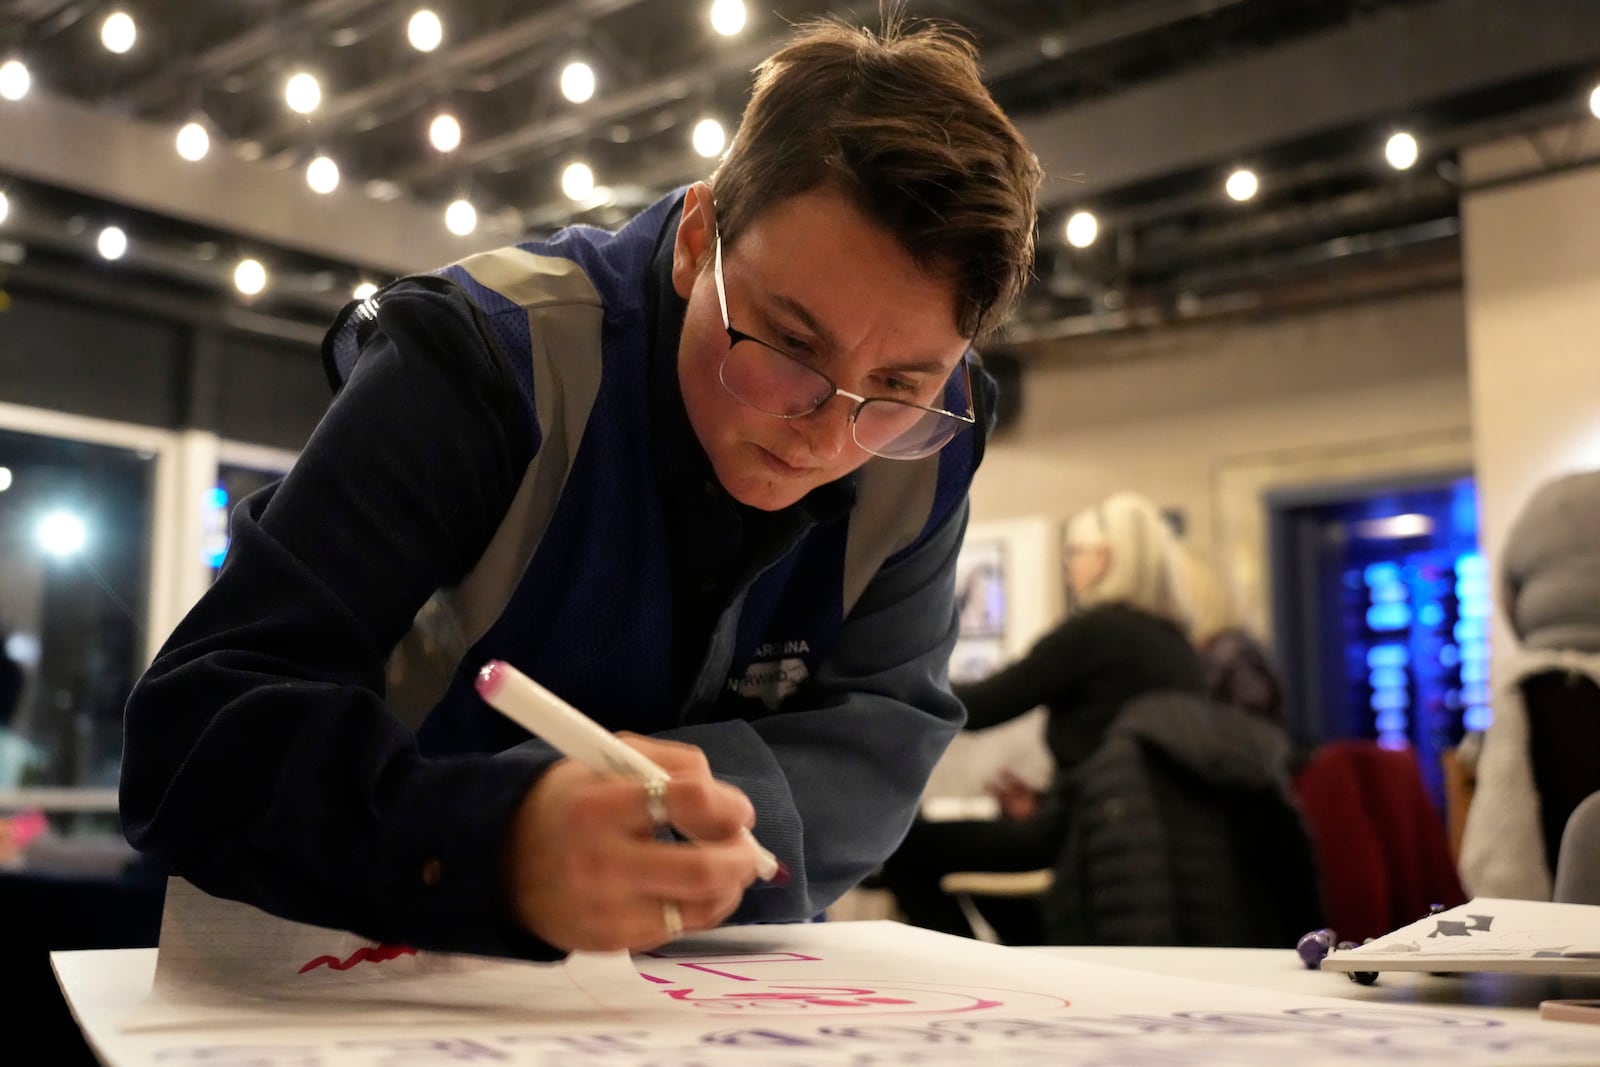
1, 0, 1599, 351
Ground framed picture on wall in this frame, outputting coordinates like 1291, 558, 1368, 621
954, 537, 1007, 641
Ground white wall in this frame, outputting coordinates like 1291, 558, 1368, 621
1461, 155, 1600, 678
972, 288, 1475, 636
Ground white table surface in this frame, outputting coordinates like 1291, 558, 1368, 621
1036, 944, 1600, 1025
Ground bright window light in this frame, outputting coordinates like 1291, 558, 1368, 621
560, 61, 595, 104
176, 121, 210, 161
408, 10, 444, 53
0, 191, 9, 225
0, 466, 12, 492
0, 59, 30, 102
445, 199, 477, 236
97, 225, 128, 260
1591, 84, 1600, 120
234, 258, 268, 296
353, 281, 379, 300
561, 161, 595, 201
1065, 210, 1098, 249
285, 72, 322, 115
306, 155, 340, 194
37, 510, 88, 558
101, 11, 137, 54
429, 113, 461, 153
1385, 131, 1419, 170
1225, 167, 1259, 202
710, 0, 747, 36
692, 118, 726, 159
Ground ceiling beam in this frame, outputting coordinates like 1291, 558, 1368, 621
121, 0, 391, 114
251, 0, 650, 154
0, 89, 510, 276
1018, 0, 1600, 208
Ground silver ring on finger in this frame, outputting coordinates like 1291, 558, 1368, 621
644, 776, 670, 827
661, 900, 683, 941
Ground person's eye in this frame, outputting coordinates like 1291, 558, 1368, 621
773, 331, 812, 356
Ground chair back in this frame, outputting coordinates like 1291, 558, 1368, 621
1553, 790, 1600, 904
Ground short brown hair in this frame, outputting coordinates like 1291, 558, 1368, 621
710, 17, 1041, 342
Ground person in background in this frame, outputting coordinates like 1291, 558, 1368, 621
879, 492, 1208, 938
1460, 468, 1600, 899
118, 17, 1042, 959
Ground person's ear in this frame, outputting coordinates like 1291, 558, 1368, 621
672, 182, 715, 300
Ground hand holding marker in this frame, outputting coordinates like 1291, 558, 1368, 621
474, 660, 781, 885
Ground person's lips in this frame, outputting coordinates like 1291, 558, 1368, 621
754, 444, 813, 477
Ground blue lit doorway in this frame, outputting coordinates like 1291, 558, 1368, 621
1269, 474, 1487, 813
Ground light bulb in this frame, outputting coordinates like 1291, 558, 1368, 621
0, 60, 30, 102
101, 11, 137, 54
1064, 211, 1098, 249
306, 155, 340, 194
560, 61, 595, 104
561, 162, 595, 201
1385, 131, 1419, 170
235, 258, 268, 296
1225, 168, 1259, 202
692, 118, 726, 159
710, 0, 747, 36
176, 122, 210, 161
97, 226, 128, 260
445, 199, 477, 236
285, 72, 322, 115
408, 10, 444, 52
429, 113, 461, 152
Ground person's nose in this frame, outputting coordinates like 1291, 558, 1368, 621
794, 395, 854, 461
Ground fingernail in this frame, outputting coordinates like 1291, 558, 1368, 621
771, 862, 791, 887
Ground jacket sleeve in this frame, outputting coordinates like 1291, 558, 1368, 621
118, 281, 565, 959
661, 500, 971, 922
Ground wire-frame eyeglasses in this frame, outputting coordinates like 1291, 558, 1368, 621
711, 235, 975, 461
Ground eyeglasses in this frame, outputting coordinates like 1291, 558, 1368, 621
711, 235, 975, 461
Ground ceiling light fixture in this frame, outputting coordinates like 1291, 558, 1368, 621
234, 258, 268, 296
285, 72, 322, 115
408, 10, 444, 53
0, 59, 30, 101
561, 162, 595, 201
175, 121, 210, 161
429, 113, 462, 153
353, 281, 379, 300
101, 11, 137, 54
1385, 131, 1419, 170
306, 155, 340, 194
710, 0, 747, 37
0, 191, 9, 224
1225, 167, 1259, 202
560, 61, 595, 104
1064, 210, 1099, 249
692, 118, 726, 159
97, 225, 128, 260
445, 199, 477, 236
1591, 84, 1600, 121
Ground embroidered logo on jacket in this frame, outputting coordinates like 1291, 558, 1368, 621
729, 641, 811, 709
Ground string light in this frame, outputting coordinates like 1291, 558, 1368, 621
1225, 168, 1259, 202
429, 113, 461, 153
234, 258, 268, 296
0, 60, 30, 102
176, 121, 210, 161
1385, 131, 1419, 170
285, 72, 322, 115
561, 162, 595, 201
407, 10, 444, 53
1064, 210, 1099, 249
306, 155, 340, 194
101, 11, 137, 54
97, 226, 128, 260
445, 199, 477, 236
692, 118, 726, 159
710, 0, 747, 36
560, 61, 595, 104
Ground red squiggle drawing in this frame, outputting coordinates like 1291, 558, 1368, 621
298, 944, 418, 973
